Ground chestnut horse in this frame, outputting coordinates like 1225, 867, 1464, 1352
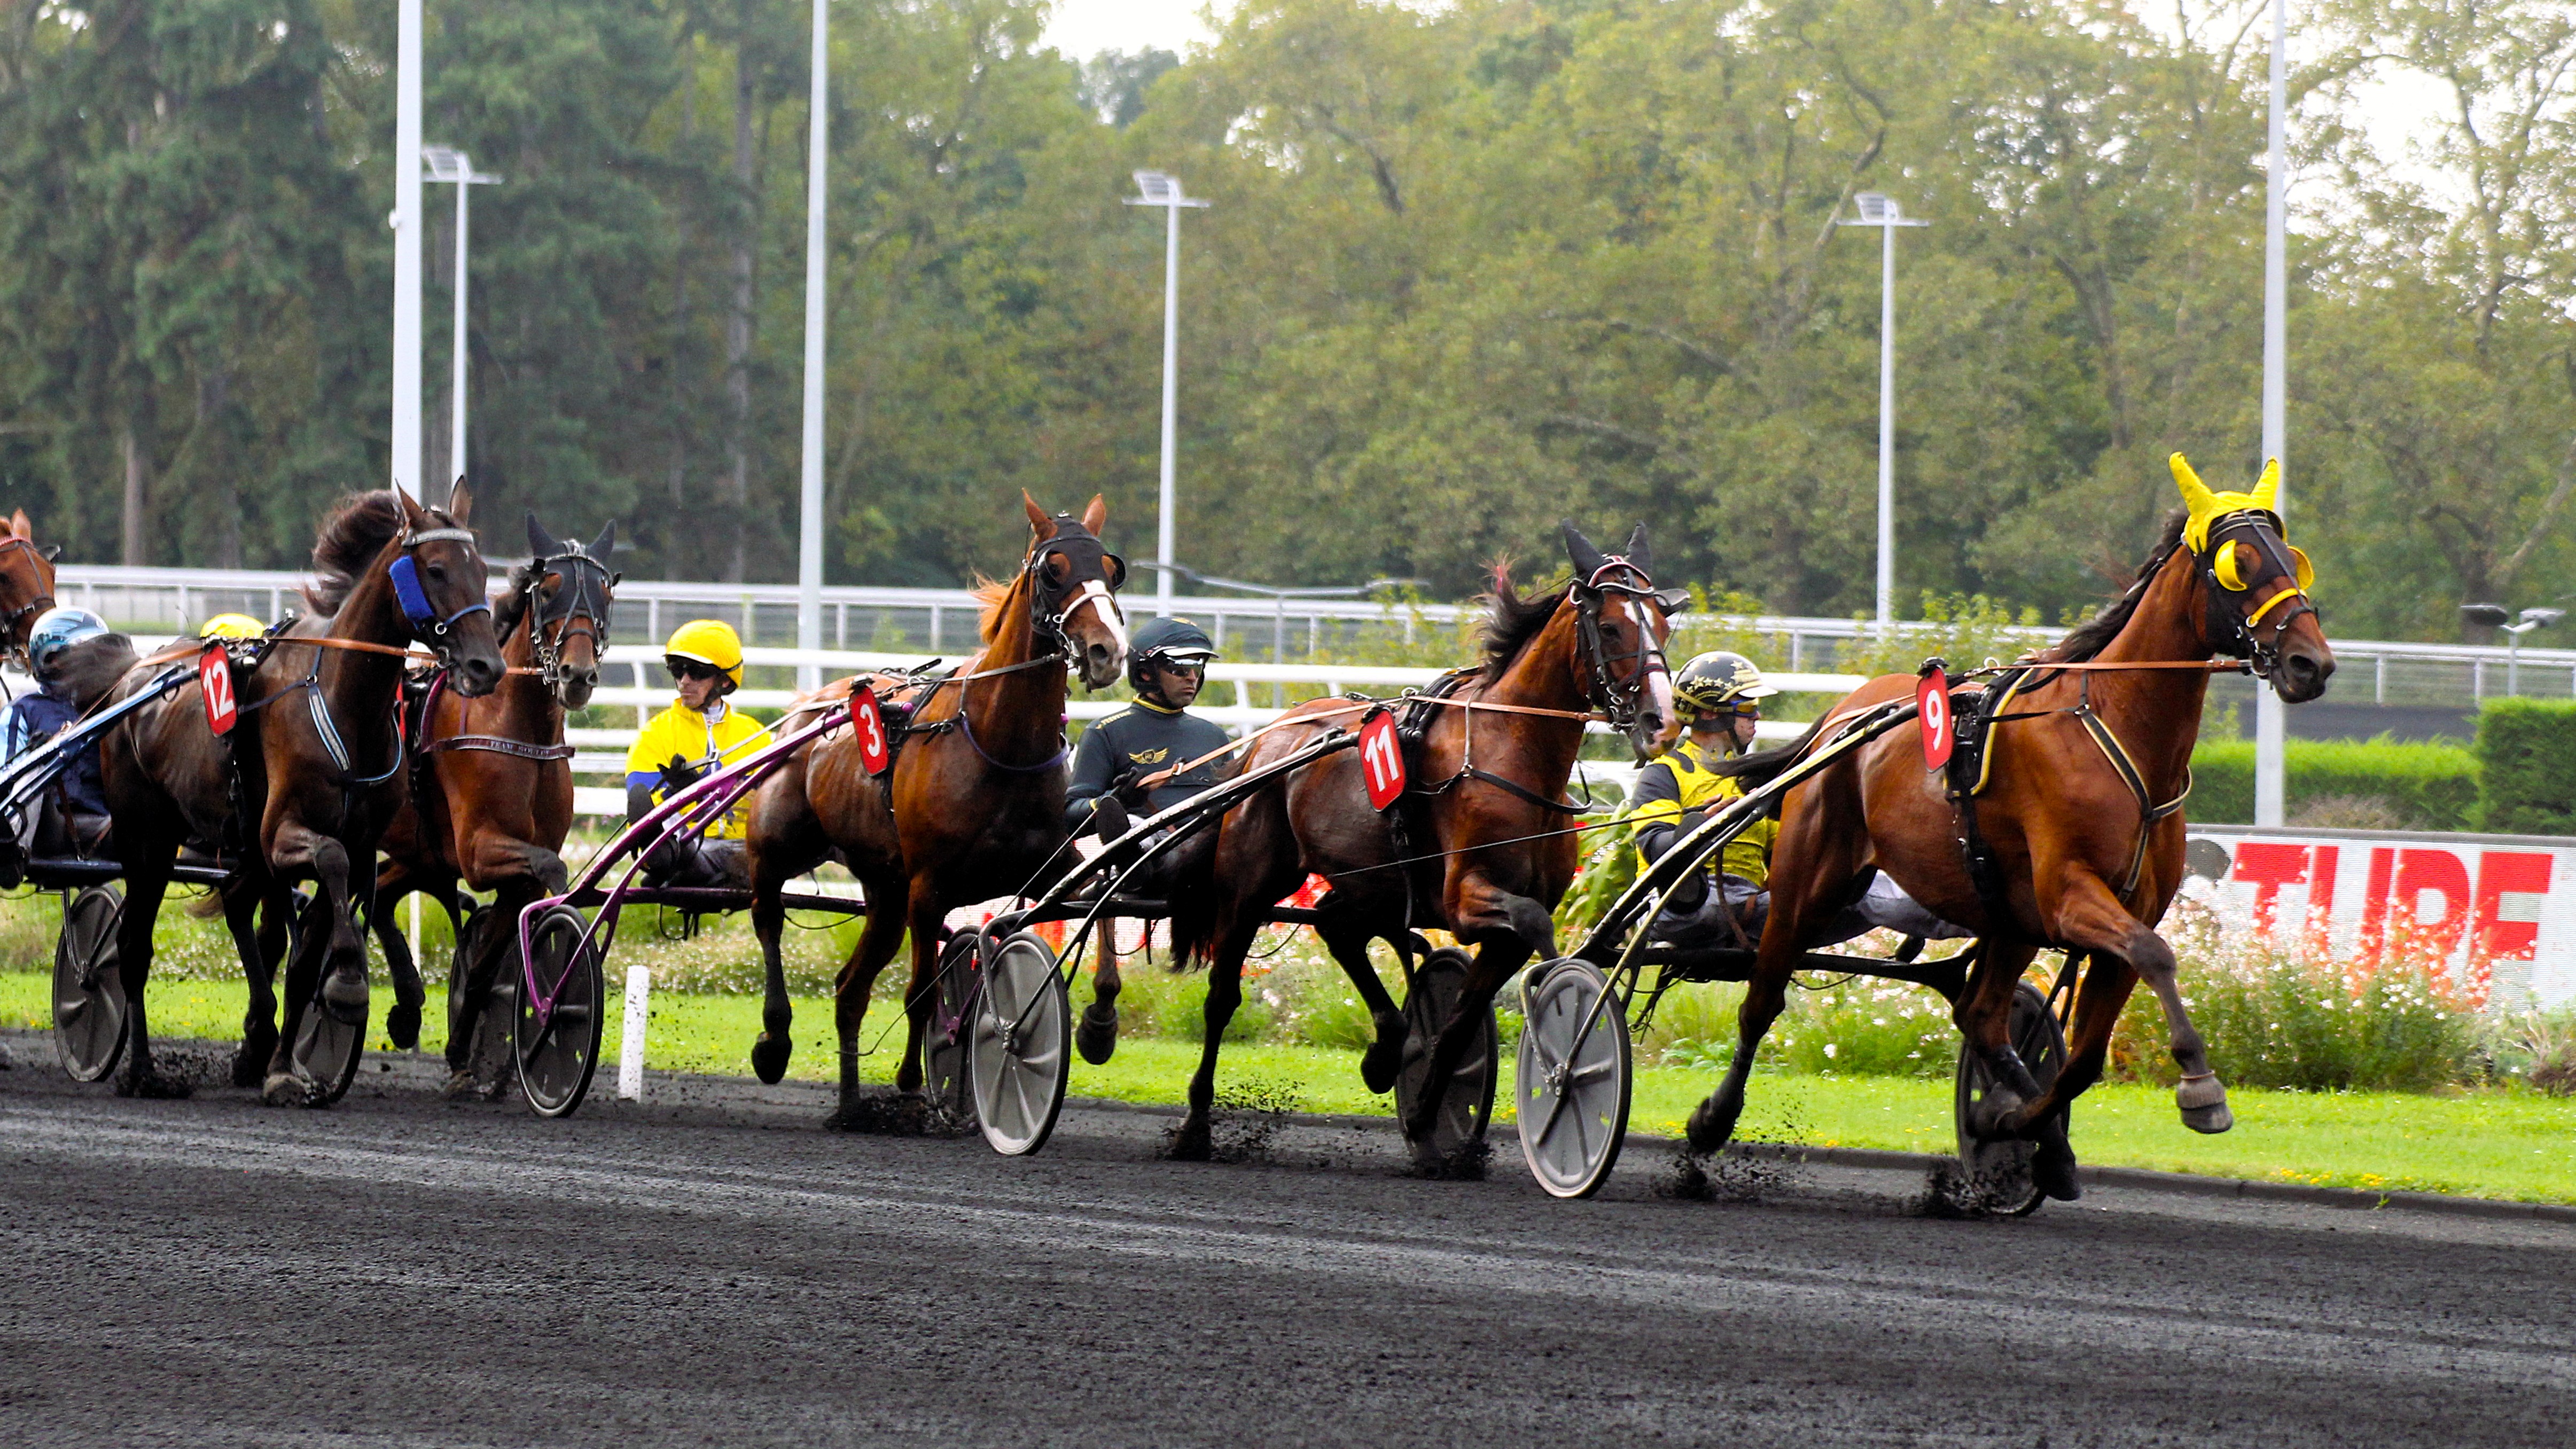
98, 489, 505, 1101
0, 509, 58, 666
1684, 457, 2334, 1200
742, 495, 1129, 1125
370, 512, 616, 1096
1170, 524, 1680, 1165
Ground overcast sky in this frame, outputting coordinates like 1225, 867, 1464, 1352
1041, 0, 1225, 60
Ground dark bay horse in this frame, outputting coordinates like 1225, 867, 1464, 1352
371, 513, 615, 1096
1170, 524, 1680, 1165
1685, 457, 2334, 1199
0, 509, 59, 665
742, 494, 1129, 1126
98, 488, 505, 1101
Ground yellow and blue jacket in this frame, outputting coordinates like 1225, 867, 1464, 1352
624, 700, 769, 839
1629, 735, 1776, 887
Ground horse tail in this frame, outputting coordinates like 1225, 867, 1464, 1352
1168, 884, 1221, 969
1707, 714, 1830, 787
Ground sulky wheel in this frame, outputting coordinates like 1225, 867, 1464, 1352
1514, 957, 1632, 1199
1395, 946, 1499, 1165
288, 889, 365, 1104
513, 904, 605, 1118
922, 930, 987, 1127
52, 886, 128, 1082
1953, 981, 2070, 1216
968, 930, 1070, 1156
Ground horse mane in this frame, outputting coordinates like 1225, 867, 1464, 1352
971, 577, 1017, 643
491, 560, 541, 642
1478, 562, 1573, 682
303, 490, 431, 615
2037, 507, 2191, 664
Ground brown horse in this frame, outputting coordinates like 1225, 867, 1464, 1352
741, 495, 1129, 1125
0, 509, 58, 665
1170, 524, 1680, 1165
98, 488, 505, 1101
370, 512, 616, 1096
1684, 457, 2335, 1199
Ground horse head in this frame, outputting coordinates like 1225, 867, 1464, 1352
1563, 520, 1681, 759
1022, 492, 1129, 691
399, 485, 507, 696
2170, 455, 2335, 703
525, 512, 617, 709
0, 510, 60, 670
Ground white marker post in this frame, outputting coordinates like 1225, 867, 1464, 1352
619, 964, 651, 1102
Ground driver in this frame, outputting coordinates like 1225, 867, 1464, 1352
1635, 651, 1971, 951
4, 607, 139, 853
624, 619, 765, 889
1065, 616, 1232, 889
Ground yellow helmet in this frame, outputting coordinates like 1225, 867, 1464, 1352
198, 614, 266, 640
665, 618, 744, 686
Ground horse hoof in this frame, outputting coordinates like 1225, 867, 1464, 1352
1684, 1092, 1739, 1155
230, 1049, 266, 1090
2032, 1140, 2082, 1202
118, 1070, 193, 1101
385, 1000, 421, 1052
750, 1033, 791, 1086
262, 1072, 316, 1108
321, 970, 369, 1027
1074, 1002, 1119, 1067
1166, 1120, 1212, 1161
2181, 1102, 2234, 1134
1358, 1013, 1408, 1094
440, 1070, 481, 1101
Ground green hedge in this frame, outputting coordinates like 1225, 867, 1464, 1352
2476, 699, 2576, 835
2188, 737, 2479, 829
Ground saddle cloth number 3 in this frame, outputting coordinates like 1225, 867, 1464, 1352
200, 646, 237, 736
1360, 709, 1405, 811
850, 685, 891, 774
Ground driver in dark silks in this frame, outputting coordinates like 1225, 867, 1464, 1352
1635, 651, 1970, 951
1065, 616, 1234, 899
3, 607, 138, 858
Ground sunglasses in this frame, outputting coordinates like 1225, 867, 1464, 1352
666, 657, 724, 682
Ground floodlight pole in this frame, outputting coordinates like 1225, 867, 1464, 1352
2255, 0, 2291, 826
389, 0, 424, 501
1130, 173, 1209, 618
425, 149, 502, 491
1839, 194, 1927, 634
796, 0, 830, 690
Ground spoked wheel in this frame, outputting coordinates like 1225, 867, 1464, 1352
923, 931, 987, 1127
1953, 981, 2070, 1216
514, 904, 604, 1118
52, 886, 127, 1082
968, 930, 1070, 1156
1394, 946, 1498, 1165
1515, 957, 1633, 1199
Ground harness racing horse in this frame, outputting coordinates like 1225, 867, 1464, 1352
1171, 524, 1680, 1168
370, 513, 616, 1097
0, 509, 59, 667
1684, 456, 2334, 1200
98, 489, 506, 1102
742, 494, 1129, 1127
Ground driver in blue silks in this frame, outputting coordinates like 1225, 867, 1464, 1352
4, 608, 136, 850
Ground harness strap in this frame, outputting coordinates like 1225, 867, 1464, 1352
424, 735, 577, 761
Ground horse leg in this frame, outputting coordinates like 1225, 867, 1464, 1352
112, 863, 188, 1099
1075, 929, 1121, 1067
1953, 937, 2047, 1138
747, 884, 797, 1084
822, 883, 909, 1129
370, 864, 425, 1052
1315, 912, 1406, 1094
264, 827, 363, 1107
224, 878, 278, 1088
893, 882, 947, 1096
1999, 951, 2132, 1202
1171, 908, 1267, 1161
1397, 885, 1546, 1168
2043, 868, 2229, 1134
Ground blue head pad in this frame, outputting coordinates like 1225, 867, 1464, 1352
389, 554, 438, 633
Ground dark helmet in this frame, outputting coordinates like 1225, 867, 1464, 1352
1128, 616, 1217, 694
1672, 651, 1777, 722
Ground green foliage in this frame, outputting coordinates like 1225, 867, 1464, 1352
2473, 698, 2576, 835
2112, 936, 2483, 1093
2185, 735, 2480, 829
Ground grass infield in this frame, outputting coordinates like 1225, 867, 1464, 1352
5, 972, 2571, 1205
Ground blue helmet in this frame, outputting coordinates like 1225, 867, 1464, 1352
27, 607, 108, 677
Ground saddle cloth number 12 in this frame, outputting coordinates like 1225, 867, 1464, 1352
200, 646, 237, 736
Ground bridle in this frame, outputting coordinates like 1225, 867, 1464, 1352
1022, 516, 1129, 667
2191, 510, 2318, 683
388, 525, 495, 669
522, 545, 616, 693
0, 536, 60, 671
1572, 557, 1680, 738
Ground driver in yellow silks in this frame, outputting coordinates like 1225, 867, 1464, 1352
625, 619, 766, 889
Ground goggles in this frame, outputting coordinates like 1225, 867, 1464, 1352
666, 656, 725, 683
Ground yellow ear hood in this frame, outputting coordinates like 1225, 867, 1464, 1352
2170, 453, 2281, 553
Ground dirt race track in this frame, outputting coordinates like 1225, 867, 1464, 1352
1, 1040, 2570, 1448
